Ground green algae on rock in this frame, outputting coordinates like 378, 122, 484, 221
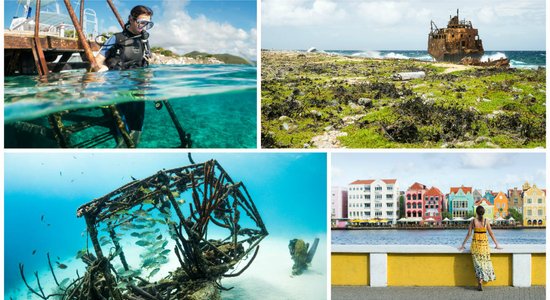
261, 51, 545, 148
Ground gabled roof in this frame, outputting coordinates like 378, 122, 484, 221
450, 185, 472, 194
350, 179, 397, 185
425, 186, 444, 196
475, 198, 492, 206
350, 180, 374, 185
408, 182, 426, 190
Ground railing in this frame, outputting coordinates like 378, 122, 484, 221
332, 244, 545, 287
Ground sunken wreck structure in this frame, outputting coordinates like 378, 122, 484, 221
428, 9, 484, 62
19, 157, 268, 299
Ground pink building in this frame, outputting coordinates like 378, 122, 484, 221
424, 186, 444, 223
405, 182, 427, 218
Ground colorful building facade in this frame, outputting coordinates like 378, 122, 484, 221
475, 198, 494, 222
405, 182, 427, 218
424, 186, 444, 223
347, 179, 399, 224
507, 187, 524, 213
331, 186, 348, 219
449, 185, 474, 219
523, 184, 546, 227
493, 191, 509, 219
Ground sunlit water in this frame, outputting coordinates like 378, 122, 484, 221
4, 64, 257, 148
332, 228, 546, 246
5, 153, 327, 299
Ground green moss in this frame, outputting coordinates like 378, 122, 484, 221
261, 51, 546, 148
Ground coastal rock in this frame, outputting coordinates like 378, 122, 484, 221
149, 53, 224, 65
348, 102, 363, 111
311, 131, 347, 148
358, 98, 373, 108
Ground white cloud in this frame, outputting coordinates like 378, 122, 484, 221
459, 153, 510, 169
262, 0, 346, 26
149, 0, 256, 60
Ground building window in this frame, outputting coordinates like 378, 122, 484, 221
388, 186, 393, 191
375, 186, 382, 191
376, 195, 382, 200
387, 203, 393, 208
528, 199, 532, 204
375, 203, 382, 208
538, 198, 542, 204
366, 195, 371, 199
538, 209, 543, 216
528, 210, 532, 216
407, 194, 411, 200
387, 211, 393, 216
387, 194, 393, 199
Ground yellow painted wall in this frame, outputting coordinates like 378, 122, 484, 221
332, 254, 369, 285
531, 254, 546, 286
386, 254, 511, 286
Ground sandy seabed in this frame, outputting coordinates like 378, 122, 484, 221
7, 236, 327, 300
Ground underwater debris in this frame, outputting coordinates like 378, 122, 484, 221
20, 157, 268, 299
288, 238, 319, 276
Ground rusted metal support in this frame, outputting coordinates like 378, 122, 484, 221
107, 0, 125, 29
79, 0, 85, 28
62, 0, 99, 71
47, 114, 69, 148
33, 0, 49, 75
109, 105, 135, 148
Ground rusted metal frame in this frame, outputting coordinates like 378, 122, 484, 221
84, 215, 123, 300
80, 0, 85, 28
97, 189, 162, 221
108, 105, 135, 148
62, 0, 100, 72
108, 227, 129, 271
222, 245, 260, 278
106, 0, 125, 28
162, 100, 191, 148
52, 52, 73, 72
47, 114, 69, 148
33, 0, 50, 75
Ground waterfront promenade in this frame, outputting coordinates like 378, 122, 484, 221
332, 286, 546, 300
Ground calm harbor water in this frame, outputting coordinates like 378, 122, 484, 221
4, 64, 257, 148
332, 229, 546, 246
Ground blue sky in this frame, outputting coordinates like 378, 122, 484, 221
262, 0, 545, 50
332, 153, 546, 194
5, 0, 257, 58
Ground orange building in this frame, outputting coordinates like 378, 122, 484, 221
493, 191, 509, 219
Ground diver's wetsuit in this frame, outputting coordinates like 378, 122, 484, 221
99, 27, 150, 135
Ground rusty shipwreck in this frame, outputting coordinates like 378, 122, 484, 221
428, 9, 484, 62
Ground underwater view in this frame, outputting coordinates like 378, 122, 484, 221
5, 64, 257, 148
5, 153, 327, 299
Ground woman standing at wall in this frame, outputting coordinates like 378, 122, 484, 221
458, 206, 503, 291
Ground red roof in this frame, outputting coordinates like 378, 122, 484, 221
350, 179, 396, 185
350, 180, 374, 185
450, 186, 472, 194
425, 186, 443, 196
475, 198, 491, 206
408, 182, 425, 190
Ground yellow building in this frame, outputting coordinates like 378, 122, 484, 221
523, 184, 546, 226
493, 191, 509, 219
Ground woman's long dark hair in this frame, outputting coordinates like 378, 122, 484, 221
476, 205, 485, 222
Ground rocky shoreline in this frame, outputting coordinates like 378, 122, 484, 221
149, 52, 225, 65
261, 50, 546, 149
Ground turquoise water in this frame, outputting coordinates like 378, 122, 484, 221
4, 153, 327, 299
4, 64, 257, 148
332, 229, 546, 246
321, 50, 546, 69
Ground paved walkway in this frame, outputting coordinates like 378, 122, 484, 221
332, 286, 546, 300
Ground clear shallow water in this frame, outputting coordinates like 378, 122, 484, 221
5, 153, 327, 299
4, 64, 257, 148
314, 50, 546, 69
332, 229, 546, 246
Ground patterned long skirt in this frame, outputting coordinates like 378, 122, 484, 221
471, 229, 496, 282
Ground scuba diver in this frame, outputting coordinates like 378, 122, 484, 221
95, 5, 154, 147
288, 238, 319, 276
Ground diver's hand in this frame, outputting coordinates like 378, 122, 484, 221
97, 65, 109, 72
457, 245, 465, 251
495, 244, 503, 250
